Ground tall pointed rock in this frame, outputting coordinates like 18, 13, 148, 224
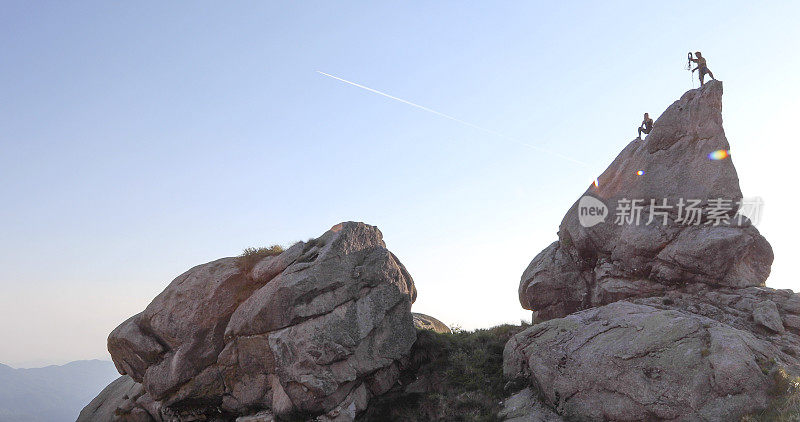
519, 81, 773, 319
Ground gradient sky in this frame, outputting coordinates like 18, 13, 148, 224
2, 1, 798, 367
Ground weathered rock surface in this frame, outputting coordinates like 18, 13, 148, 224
504, 302, 791, 421
519, 81, 774, 320
498, 387, 563, 422
77, 375, 160, 422
507, 81, 799, 421
412, 312, 451, 334
83, 222, 417, 421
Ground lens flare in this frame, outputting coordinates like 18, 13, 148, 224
636, 170, 645, 176
708, 149, 731, 160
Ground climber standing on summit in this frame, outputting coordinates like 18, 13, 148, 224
688, 51, 716, 86
638, 112, 653, 140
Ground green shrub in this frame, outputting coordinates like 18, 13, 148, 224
356, 323, 529, 422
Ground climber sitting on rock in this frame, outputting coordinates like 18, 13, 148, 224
638, 113, 653, 140
689, 51, 716, 86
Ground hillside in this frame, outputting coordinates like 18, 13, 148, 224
0, 360, 119, 422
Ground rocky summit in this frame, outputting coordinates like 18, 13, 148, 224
505, 81, 799, 421
80, 222, 418, 422
518, 80, 773, 321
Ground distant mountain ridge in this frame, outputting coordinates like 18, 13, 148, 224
0, 359, 119, 422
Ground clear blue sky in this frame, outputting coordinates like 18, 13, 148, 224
2, 1, 798, 367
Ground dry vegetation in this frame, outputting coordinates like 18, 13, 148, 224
743, 368, 800, 422
236, 245, 284, 273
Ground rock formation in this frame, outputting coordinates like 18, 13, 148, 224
81, 222, 418, 422
505, 81, 800, 420
518, 80, 773, 320
80, 81, 799, 422
412, 313, 451, 334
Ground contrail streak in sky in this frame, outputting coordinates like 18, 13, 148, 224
316, 71, 589, 167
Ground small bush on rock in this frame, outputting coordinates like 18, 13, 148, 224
236, 245, 284, 272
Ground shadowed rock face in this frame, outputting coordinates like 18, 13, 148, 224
77, 375, 160, 422
86, 222, 417, 421
506, 82, 799, 421
519, 81, 774, 320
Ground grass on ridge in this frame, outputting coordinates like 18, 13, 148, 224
236, 245, 284, 273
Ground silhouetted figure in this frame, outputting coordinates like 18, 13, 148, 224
638, 113, 653, 140
689, 51, 715, 86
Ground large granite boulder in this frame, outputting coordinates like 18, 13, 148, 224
507, 82, 798, 421
519, 80, 773, 320
504, 301, 797, 421
83, 222, 417, 421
